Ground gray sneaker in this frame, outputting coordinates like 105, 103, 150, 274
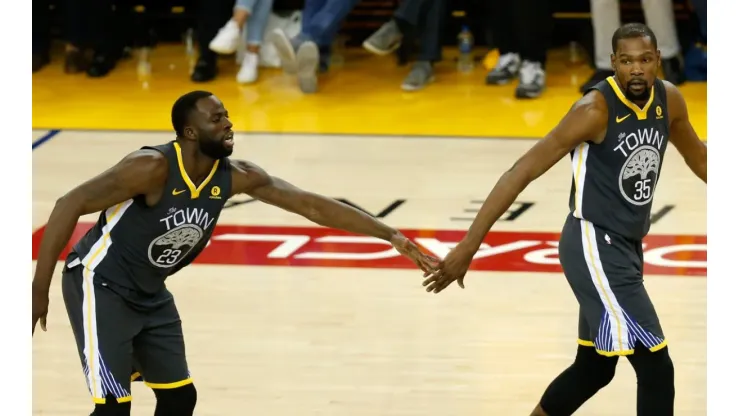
515, 60, 546, 99
363, 20, 403, 56
267, 28, 298, 74
401, 62, 434, 91
485, 52, 521, 85
296, 41, 320, 94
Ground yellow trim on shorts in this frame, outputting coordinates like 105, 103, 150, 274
649, 340, 669, 352
577, 339, 668, 356
92, 396, 132, 404
144, 377, 194, 389
577, 339, 595, 347
130, 372, 141, 381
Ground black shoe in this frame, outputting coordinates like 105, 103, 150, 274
32, 53, 50, 73
661, 57, 686, 85
579, 69, 613, 93
191, 58, 217, 82
87, 52, 118, 78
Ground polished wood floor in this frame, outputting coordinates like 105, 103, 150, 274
32, 45, 706, 415
31, 44, 707, 140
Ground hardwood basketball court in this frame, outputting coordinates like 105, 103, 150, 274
31, 46, 707, 415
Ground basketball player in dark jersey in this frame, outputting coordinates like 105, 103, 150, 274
31, 90, 438, 416
421, 23, 706, 415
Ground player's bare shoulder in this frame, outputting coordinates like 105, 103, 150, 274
229, 159, 271, 196
112, 148, 169, 180
660, 80, 689, 125
549, 88, 609, 147
574, 89, 610, 144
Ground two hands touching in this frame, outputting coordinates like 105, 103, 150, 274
393, 232, 476, 294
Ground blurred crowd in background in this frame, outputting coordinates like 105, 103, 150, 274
32, 0, 707, 99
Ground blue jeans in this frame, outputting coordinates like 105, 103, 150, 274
301, 0, 361, 47
692, 0, 707, 43
235, 0, 274, 45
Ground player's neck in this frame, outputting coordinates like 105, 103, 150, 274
614, 77, 649, 108
176, 140, 217, 184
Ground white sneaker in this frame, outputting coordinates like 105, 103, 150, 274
209, 20, 242, 54
236, 52, 259, 84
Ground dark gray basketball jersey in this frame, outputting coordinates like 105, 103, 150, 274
71, 141, 232, 296
568, 76, 670, 241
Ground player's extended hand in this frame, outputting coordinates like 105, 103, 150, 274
422, 242, 477, 293
32, 287, 49, 335
390, 231, 439, 274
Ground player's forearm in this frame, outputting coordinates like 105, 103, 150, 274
33, 197, 82, 293
302, 193, 397, 241
688, 144, 707, 183
462, 164, 530, 250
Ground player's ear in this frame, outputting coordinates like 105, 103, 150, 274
184, 125, 196, 140
610, 54, 616, 72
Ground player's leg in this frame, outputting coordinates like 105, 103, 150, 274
61, 261, 142, 415
531, 216, 623, 415
532, 309, 618, 416
613, 260, 675, 415
133, 297, 197, 416
578, 219, 674, 414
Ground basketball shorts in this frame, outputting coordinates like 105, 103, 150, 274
558, 214, 668, 357
61, 255, 192, 405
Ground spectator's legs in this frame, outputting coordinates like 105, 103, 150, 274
236, 0, 275, 83
511, 0, 552, 98
641, 0, 685, 85
64, 0, 91, 73
86, 0, 124, 78
691, 0, 707, 44
193, 0, 235, 82
269, 0, 360, 93
400, 0, 446, 91
579, 0, 621, 92
33, 0, 51, 72
485, 0, 521, 85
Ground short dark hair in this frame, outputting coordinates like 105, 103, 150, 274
611, 23, 658, 53
171, 90, 213, 137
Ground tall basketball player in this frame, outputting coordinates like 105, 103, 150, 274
421, 23, 706, 415
31, 90, 438, 416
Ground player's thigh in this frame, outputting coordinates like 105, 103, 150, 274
133, 298, 192, 389
61, 262, 143, 404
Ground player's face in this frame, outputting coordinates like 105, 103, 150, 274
611, 36, 661, 103
191, 96, 234, 159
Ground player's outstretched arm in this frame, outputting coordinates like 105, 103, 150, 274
422, 91, 609, 294
229, 159, 438, 273
665, 82, 707, 183
32, 149, 167, 335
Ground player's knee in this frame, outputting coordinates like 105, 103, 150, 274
633, 346, 675, 387
573, 345, 617, 388
153, 383, 197, 413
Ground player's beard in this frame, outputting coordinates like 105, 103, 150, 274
625, 80, 651, 102
198, 136, 233, 159
625, 88, 651, 102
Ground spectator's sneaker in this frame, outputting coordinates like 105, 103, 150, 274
485, 52, 521, 85
267, 28, 298, 74
515, 60, 545, 99
209, 20, 242, 55
236, 52, 259, 84
579, 69, 613, 93
363, 20, 403, 56
401, 61, 434, 91
296, 41, 320, 94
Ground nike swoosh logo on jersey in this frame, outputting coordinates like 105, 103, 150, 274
616, 114, 631, 123
172, 189, 186, 196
